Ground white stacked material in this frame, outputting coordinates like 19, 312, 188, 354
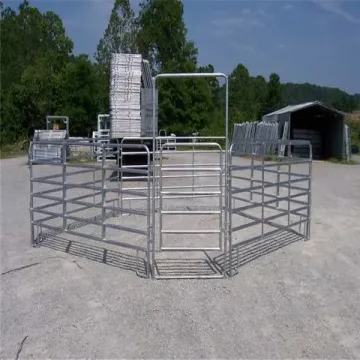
110, 53, 142, 138
31, 130, 67, 163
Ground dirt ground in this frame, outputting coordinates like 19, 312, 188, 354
1, 155, 360, 359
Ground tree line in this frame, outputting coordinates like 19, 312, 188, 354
1, 0, 359, 148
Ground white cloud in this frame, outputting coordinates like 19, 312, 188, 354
314, 0, 360, 24
211, 8, 268, 36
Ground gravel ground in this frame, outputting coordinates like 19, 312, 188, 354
1, 155, 360, 359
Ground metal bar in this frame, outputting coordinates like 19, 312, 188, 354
160, 247, 222, 251
104, 223, 147, 236
261, 155, 265, 237
29, 147, 35, 246
288, 153, 291, 226
231, 159, 311, 170
154, 274, 224, 280
101, 146, 106, 240
161, 210, 221, 215
161, 229, 221, 234
306, 145, 313, 240
161, 191, 221, 196
161, 167, 221, 172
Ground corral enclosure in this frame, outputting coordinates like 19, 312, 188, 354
29, 137, 312, 279
29, 71, 312, 279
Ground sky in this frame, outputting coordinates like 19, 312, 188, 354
6, 0, 360, 94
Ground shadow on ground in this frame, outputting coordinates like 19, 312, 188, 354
213, 229, 303, 276
39, 228, 303, 279
40, 236, 148, 277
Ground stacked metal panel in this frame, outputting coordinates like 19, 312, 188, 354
141, 60, 158, 137
31, 130, 67, 163
110, 53, 142, 138
231, 121, 279, 156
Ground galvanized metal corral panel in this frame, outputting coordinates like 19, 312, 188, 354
141, 88, 158, 137
231, 121, 279, 156
31, 130, 67, 162
141, 60, 153, 89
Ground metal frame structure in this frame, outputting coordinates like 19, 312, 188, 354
94, 114, 112, 161
46, 116, 69, 135
30, 140, 152, 277
227, 140, 312, 277
29, 73, 313, 280
151, 72, 229, 279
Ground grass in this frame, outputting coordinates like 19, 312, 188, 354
327, 157, 358, 165
0, 139, 28, 159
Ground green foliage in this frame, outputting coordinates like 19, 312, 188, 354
282, 82, 359, 113
1, 0, 359, 152
346, 119, 360, 148
94, 0, 138, 65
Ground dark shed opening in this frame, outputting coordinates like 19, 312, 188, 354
262, 101, 345, 160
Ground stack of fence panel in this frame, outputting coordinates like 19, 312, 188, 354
109, 53, 142, 138
31, 130, 67, 163
231, 121, 279, 156
141, 60, 158, 137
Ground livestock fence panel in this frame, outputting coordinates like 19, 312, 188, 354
225, 139, 312, 277
231, 121, 279, 156
29, 140, 152, 277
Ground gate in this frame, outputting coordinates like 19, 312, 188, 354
152, 140, 226, 279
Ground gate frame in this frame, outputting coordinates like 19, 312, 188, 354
151, 72, 229, 278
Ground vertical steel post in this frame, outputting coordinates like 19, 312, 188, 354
228, 145, 233, 276
250, 154, 254, 202
62, 142, 67, 231
192, 143, 195, 196
287, 145, 291, 227
29, 142, 35, 246
276, 157, 280, 208
261, 144, 265, 238
219, 147, 223, 251
146, 146, 151, 277
101, 144, 106, 240
224, 76, 229, 278
159, 145, 164, 250
152, 77, 157, 278
306, 143, 313, 240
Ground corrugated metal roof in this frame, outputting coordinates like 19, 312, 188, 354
263, 101, 345, 117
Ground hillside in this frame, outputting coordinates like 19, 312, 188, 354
282, 83, 360, 113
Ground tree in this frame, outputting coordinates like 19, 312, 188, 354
56, 55, 100, 137
137, 0, 197, 73
0, 1, 73, 143
282, 82, 359, 112
264, 73, 283, 113
252, 75, 267, 118
95, 0, 138, 66
137, 0, 214, 134
228, 64, 257, 124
